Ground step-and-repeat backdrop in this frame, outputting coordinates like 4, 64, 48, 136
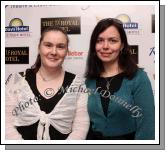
5, 5, 155, 92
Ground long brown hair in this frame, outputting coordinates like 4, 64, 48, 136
85, 18, 138, 79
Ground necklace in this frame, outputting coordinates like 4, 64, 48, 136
105, 77, 114, 90
39, 70, 58, 82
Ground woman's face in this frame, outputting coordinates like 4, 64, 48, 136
95, 25, 123, 64
39, 31, 68, 69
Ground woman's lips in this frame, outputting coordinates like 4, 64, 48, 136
48, 58, 59, 61
100, 52, 111, 57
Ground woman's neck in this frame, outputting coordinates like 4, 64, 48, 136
39, 66, 64, 81
101, 61, 122, 77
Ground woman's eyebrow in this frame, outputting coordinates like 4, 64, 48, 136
97, 36, 120, 39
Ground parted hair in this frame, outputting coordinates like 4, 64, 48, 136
85, 18, 138, 79
31, 26, 69, 73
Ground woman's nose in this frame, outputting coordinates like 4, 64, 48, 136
51, 47, 57, 54
103, 40, 109, 50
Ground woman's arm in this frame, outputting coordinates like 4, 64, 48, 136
133, 70, 155, 140
5, 74, 23, 140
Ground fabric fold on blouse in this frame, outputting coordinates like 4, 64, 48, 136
5, 71, 89, 140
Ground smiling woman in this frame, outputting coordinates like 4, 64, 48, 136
5, 27, 90, 140
85, 18, 155, 140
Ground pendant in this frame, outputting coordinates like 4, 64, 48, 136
106, 82, 110, 90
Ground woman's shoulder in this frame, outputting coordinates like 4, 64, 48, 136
5, 68, 32, 85
134, 68, 149, 79
65, 71, 86, 84
131, 68, 151, 85
65, 71, 76, 78
65, 71, 84, 78
6, 70, 25, 81
10, 68, 32, 77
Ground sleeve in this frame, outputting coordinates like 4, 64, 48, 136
5, 73, 23, 140
132, 70, 155, 140
66, 85, 90, 140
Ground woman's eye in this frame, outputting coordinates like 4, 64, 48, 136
45, 44, 52, 48
43, 42, 66, 49
111, 40, 117, 42
46, 45, 51, 47
57, 44, 66, 49
109, 39, 118, 43
96, 39, 103, 43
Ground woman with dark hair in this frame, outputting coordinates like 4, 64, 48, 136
6, 27, 89, 140
85, 18, 155, 140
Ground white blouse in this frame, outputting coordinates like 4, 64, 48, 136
5, 72, 90, 140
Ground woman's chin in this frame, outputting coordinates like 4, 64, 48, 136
100, 58, 113, 63
44, 63, 62, 69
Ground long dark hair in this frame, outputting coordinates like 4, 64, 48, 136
85, 18, 138, 79
31, 26, 69, 73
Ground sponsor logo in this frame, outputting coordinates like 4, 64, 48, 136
149, 47, 155, 63
6, 18, 29, 32
116, 14, 141, 35
96, 14, 141, 35
129, 45, 138, 64
41, 17, 81, 34
5, 47, 29, 64
65, 50, 86, 60
5, 18, 31, 38
116, 14, 138, 29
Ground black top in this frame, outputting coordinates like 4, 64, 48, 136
96, 72, 125, 117
16, 69, 75, 140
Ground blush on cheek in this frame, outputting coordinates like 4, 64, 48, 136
60, 53, 67, 58
57, 55, 66, 60
96, 49, 100, 53
95, 45, 102, 53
